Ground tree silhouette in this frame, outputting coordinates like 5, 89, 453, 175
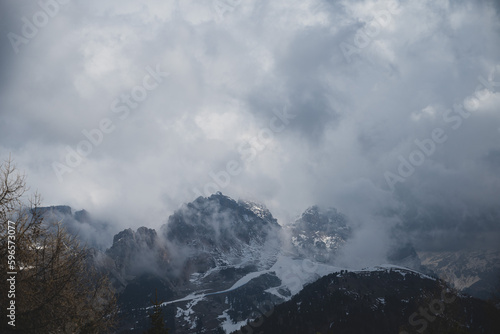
0, 157, 117, 333
145, 289, 169, 334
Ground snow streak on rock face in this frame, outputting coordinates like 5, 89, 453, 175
237, 199, 278, 226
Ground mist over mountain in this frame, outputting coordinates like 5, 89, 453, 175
36, 192, 500, 333
34, 205, 117, 250
161, 193, 282, 275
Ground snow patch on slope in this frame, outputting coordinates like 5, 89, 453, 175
218, 309, 248, 333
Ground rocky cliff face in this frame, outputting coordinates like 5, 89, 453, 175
161, 193, 282, 276
288, 205, 351, 263
106, 227, 169, 279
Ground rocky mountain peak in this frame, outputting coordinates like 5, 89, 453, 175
162, 193, 281, 247
74, 209, 91, 223
111, 227, 158, 247
34, 205, 73, 217
297, 205, 349, 235
290, 205, 351, 263
106, 227, 164, 277
112, 228, 134, 244
238, 199, 278, 225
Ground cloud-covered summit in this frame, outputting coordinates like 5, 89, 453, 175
1, 0, 499, 252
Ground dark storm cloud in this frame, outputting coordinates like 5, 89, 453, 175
0, 0, 499, 256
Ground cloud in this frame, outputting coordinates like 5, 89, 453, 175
1, 0, 499, 251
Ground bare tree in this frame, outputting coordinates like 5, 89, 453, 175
0, 157, 117, 333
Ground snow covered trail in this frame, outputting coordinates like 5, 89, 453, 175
155, 255, 345, 308
149, 259, 427, 310
154, 269, 273, 308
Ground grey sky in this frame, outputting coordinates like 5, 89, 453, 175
1, 0, 499, 251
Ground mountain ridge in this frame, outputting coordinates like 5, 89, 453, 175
35, 193, 500, 333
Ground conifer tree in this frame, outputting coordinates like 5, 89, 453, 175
146, 289, 169, 334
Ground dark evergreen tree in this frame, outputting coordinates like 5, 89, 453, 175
145, 289, 169, 334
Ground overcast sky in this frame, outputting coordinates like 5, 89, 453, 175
1, 0, 499, 251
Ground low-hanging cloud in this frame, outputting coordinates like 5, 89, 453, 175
1, 0, 499, 253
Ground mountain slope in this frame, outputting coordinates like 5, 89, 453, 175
419, 250, 500, 300
233, 266, 500, 334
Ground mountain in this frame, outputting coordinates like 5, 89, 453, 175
101, 193, 370, 333
34, 205, 115, 250
104, 227, 171, 290
102, 193, 291, 333
419, 250, 500, 300
161, 192, 282, 278
36, 194, 500, 333
288, 205, 351, 263
232, 266, 500, 334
